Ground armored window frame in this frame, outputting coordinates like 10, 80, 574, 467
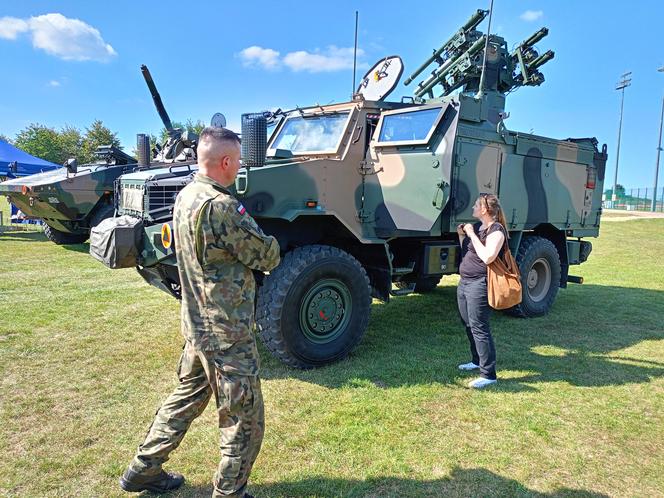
373, 103, 447, 148
267, 110, 352, 157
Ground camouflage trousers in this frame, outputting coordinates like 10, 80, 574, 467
128, 339, 264, 498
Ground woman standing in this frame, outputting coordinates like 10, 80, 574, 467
456, 193, 508, 388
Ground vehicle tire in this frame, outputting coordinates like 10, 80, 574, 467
395, 275, 442, 293
43, 224, 88, 245
508, 236, 561, 317
89, 202, 115, 230
256, 245, 371, 369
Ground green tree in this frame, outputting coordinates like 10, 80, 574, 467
158, 119, 206, 143
604, 184, 626, 199
14, 124, 65, 164
59, 125, 85, 163
82, 120, 121, 163
0, 134, 12, 144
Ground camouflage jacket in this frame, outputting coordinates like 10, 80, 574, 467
173, 174, 280, 353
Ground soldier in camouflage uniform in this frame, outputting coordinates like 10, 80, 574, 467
120, 127, 281, 497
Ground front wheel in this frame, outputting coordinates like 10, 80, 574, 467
508, 236, 561, 317
43, 224, 88, 245
256, 245, 371, 368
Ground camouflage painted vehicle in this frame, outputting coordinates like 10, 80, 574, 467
97, 10, 607, 368
0, 65, 197, 244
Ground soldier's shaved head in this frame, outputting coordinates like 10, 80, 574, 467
197, 127, 242, 187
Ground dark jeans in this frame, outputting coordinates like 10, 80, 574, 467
457, 276, 497, 380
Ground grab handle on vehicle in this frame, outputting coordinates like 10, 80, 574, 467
236, 169, 249, 195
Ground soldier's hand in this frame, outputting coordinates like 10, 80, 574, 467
463, 224, 475, 237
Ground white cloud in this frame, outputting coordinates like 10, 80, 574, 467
48, 80, 61, 87
0, 17, 29, 39
0, 13, 116, 62
520, 10, 543, 22
238, 46, 280, 69
238, 44, 367, 73
284, 46, 365, 73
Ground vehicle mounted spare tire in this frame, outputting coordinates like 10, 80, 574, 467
43, 224, 88, 245
395, 275, 442, 293
256, 245, 371, 369
509, 236, 561, 317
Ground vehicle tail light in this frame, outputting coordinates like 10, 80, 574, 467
586, 166, 596, 189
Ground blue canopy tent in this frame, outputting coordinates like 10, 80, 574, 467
0, 140, 59, 178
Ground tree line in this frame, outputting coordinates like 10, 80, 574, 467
0, 119, 206, 166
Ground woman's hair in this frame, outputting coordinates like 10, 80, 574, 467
480, 194, 508, 236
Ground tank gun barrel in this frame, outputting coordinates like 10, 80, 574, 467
404, 9, 488, 86
140, 64, 175, 135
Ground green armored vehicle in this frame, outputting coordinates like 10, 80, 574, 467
96, 10, 607, 368
0, 65, 198, 244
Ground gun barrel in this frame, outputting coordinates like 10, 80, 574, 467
415, 35, 486, 97
140, 64, 174, 132
528, 50, 554, 70
462, 8, 489, 31
405, 9, 488, 85
521, 27, 549, 49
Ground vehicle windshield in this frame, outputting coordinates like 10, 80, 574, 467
270, 112, 349, 153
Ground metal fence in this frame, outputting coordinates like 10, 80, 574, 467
602, 187, 664, 212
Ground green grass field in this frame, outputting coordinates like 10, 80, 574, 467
1, 218, 662, 497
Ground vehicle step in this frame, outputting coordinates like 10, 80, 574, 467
390, 283, 415, 296
391, 264, 415, 276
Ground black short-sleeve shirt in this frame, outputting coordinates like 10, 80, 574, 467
459, 222, 505, 280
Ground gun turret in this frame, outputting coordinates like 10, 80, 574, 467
511, 29, 554, 88
404, 9, 488, 86
407, 9, 555, 100
141, 64, 176, 137
140, 64, 198, 163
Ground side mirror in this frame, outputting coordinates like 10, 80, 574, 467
64, 158, 77, 175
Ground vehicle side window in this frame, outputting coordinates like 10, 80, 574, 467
378, 108, 441, 143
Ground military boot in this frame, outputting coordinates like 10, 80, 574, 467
119, 468, 185, 493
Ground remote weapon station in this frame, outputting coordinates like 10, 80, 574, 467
95, 9, 607, 368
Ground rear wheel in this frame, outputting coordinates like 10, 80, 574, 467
43, 224, 88, 245
509, 236, 561, 317
256, 245, 371, 368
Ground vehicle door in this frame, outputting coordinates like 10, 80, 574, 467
363, 102, 458, 237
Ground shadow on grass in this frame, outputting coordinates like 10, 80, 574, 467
0, 229, 90, 253
170, 467, 609, 497
260, 283, 664, 390
0, 230, 46, 242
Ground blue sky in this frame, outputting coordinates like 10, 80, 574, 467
1, 0, 663, 189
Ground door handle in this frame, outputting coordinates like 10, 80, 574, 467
432, 181, 448, 209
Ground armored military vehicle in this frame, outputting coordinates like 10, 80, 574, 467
97, 9, 607, 368
0, 65, 199, 244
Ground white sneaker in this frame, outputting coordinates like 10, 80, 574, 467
468, 378, 497, 389
458, 362, 480, 371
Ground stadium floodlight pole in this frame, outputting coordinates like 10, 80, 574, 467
652, 66, 664, 212
612, 71, 632, 206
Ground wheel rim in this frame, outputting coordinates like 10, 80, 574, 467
527, 257, 552, 302
299, 278, 352, 344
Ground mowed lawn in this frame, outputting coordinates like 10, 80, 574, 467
0, 213, 662, 497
